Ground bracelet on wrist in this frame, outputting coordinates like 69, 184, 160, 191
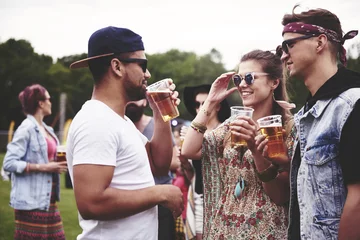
255, 164, 279, 182
191, 121, 207, 134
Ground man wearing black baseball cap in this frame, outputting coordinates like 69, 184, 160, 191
66, 26, 183, 239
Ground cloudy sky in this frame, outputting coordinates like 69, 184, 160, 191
1, 0, 359, 69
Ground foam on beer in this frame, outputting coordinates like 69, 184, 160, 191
147, 90, 172, 93
260, 122, 282, 128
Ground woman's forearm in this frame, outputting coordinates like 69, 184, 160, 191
181, 100, 217, 160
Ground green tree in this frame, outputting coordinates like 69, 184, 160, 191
0, 39, 53, 128
147, 48, 229, 119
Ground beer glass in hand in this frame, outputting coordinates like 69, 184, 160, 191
147, 79, 179, 122
56, 145, 67, 162
230, 106, 254, 148
257, 115, 286, 159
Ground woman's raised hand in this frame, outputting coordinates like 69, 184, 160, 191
207, 72, 238, 104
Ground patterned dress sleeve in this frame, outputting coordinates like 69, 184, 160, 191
201, 119, 231, 235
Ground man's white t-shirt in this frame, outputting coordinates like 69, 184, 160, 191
66, 100, 157, 240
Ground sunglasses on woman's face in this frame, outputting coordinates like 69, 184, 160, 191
117, 58, 148, 73
232, 72, 269, 87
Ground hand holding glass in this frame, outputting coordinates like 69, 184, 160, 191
147, 79, 179, 122
257, 115, 287, 159
230, 106, 254, 147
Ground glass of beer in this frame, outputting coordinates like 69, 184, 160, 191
257, 115, 286, 159
56, 145, 67, 162
147, 79, 179, 122
230, 106, 254, 148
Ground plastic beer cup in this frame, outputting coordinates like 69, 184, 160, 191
257, 115, 287, 159
230, 106, 254, 147
147, 79, 179, 122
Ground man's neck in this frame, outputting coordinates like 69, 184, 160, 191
303, 61, 338, 96
92, 80, 127, 117
133, 115, 152, 133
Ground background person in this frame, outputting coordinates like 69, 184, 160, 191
182, 84, 230, 240
125, 98, 180, 240
3, 84, 67, 240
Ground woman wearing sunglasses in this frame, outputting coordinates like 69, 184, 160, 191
181, 49, 296, 239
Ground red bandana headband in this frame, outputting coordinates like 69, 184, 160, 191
283, 22, 358, 65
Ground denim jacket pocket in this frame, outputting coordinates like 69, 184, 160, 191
303, 143, 344, 217
310, 216, 340, 240
303, 143, 338, 166
30, 134, 41, 151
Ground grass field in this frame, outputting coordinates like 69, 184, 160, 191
0, 153, 81, 239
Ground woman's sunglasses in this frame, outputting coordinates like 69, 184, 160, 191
117, 58, 148, 73
232, 72, 269, 87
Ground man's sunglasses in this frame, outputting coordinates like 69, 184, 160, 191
280, 34, 318, 54
194, 101, 205, 109
117, 58, 148, 73
232, 72, 269, 86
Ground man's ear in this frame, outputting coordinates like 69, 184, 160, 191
316, 34, 328, 53
110, 58, 122, 77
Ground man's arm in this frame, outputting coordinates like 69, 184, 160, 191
338, 100, 360, 239
170, 145, 181, 171
146, 84, 179, 176
338, 183, 360, 240
73, 164, 183, 220
146, 110, 173, 176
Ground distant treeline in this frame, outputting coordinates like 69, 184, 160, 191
1, 38, 360, 131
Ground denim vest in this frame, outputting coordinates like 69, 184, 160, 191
3, 115, 60, 211
288, 88, 360, 239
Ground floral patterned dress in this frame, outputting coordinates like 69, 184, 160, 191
201, 117, 296, 240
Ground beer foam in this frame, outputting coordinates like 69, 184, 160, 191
147, 90, 172, 93
261, 122, 282, 127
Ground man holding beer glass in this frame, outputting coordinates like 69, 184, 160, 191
66, 27, 183, 240
279, 6, 360, 240
182, 50, 296, 239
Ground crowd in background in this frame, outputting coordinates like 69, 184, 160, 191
2, 5, 360, 240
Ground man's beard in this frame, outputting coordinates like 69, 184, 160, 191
125, 104, 144, 123
125, 78, 147, 101
128, 87, 146, 101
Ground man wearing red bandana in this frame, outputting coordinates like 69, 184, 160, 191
278, 6, 360, 240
